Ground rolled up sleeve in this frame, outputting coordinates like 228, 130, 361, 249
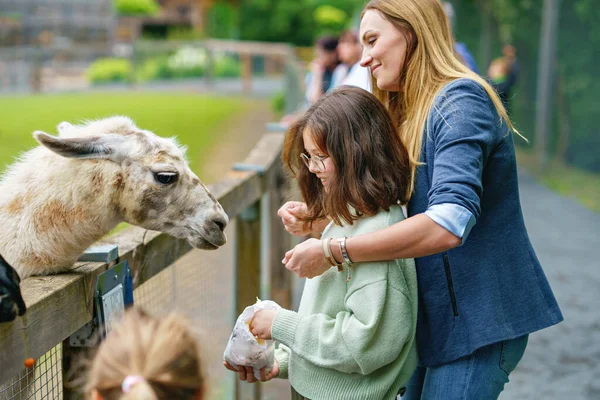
425, 203, 476, 244
427, 79, 503, 223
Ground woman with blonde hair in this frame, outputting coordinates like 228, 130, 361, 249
86, 307, 204, 400
277, 0, 563, 398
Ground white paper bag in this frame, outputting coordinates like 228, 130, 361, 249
223, 299, 281, 379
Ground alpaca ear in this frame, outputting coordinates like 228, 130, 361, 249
33, 131, 129, 162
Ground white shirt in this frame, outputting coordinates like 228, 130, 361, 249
341, 62, 371, 92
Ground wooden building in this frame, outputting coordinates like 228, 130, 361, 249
0, 0, 114, 48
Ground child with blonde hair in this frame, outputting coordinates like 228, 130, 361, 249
85, 307, 204, 400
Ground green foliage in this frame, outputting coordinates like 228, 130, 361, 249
113, 0, 159, 16
135, 57, 164, 82
556, 0, 600, 171
207, 1, 240, 39
167, 27, 203, 41
452, 0, 599, 172
134, 49, 241, 81
213, 53, 241, 77
314, 5, 347, 36
86, 58, 132, 84
0, 93, 253, 177
165, 46, 207, 78
271, 90, 286, 116
238, 0, 364, 46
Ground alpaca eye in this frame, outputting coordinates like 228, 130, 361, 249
154, 172, 178, 185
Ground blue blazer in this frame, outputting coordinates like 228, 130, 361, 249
408, 78, 563, 367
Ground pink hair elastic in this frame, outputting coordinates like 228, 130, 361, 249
122, 375, 145, 393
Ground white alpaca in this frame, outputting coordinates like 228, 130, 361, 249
0, 116, 228, 279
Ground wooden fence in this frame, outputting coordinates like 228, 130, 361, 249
0, 127, 294, 399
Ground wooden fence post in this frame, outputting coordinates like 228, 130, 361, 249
241, 53, 252, 95
268, 161, 293, 309
235, 202, 262, 400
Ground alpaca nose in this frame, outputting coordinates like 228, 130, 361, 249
211, 212, 228, 233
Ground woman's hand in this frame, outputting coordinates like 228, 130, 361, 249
223, 359, 280, 383
277, 201, 312, 236
282, 238, 331, 278
249, 310, 277, 340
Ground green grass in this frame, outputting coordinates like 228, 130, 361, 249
517, 149, 600, 213
0, 92, 253, 175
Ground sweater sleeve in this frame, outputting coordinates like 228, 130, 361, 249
428, 79, 503, 221
271, 273, 414, 375
274, 343, 291, 379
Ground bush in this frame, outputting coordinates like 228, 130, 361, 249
167, 46, 207, 78
213, 53, 241, 77
271, 91, 285, 116
135, 57, 164, 82
135, 47, 208, 82
114, 0, 159, 16
86, 58, 132, 84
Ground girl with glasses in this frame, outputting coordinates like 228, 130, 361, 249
278, 1, 562, 398
225, 86, 417, 400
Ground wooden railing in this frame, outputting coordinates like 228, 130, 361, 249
0, 127, 294, 398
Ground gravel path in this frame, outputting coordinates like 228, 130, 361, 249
499, 170, 600, 399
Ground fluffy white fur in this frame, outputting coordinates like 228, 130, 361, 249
0, 116, 228, 279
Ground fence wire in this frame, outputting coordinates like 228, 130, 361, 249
0, 344, 62, 400
132, 220, 238, 399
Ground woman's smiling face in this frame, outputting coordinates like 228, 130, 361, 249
302, 128, 335, 191
360, 9, 410, 92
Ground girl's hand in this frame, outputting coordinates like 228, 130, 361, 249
277, 201, 311, 236
282, 238, 331, 279
249, 310, 277, 340
223, 359, 280, 383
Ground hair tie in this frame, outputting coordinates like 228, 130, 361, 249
122, 375, 145, 393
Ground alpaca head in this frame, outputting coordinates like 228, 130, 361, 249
33, 116, 228, 250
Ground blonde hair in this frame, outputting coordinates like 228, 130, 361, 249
85, 308, 204, 400
363, 0, 522, 199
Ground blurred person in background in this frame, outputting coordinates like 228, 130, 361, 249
443, 2, 479, 74
305, 35, 341, 105
85, 308, 204, 400
488, 44, 520, 114
281, 36, 341, 126
331, 30, 372, 91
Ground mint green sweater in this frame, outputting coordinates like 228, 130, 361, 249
272, 205, 418, 400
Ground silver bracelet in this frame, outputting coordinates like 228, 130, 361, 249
337, 236, 353, 267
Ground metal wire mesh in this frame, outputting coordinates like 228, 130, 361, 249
0, 344, 63, 400
131, 220, 238, 399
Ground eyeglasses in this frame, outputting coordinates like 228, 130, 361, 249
300, 153, 328, 173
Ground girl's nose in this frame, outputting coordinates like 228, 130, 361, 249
308, 162, 319, 174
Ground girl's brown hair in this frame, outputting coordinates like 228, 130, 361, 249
282, 86, 410, 226
85, 307, 203, 400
